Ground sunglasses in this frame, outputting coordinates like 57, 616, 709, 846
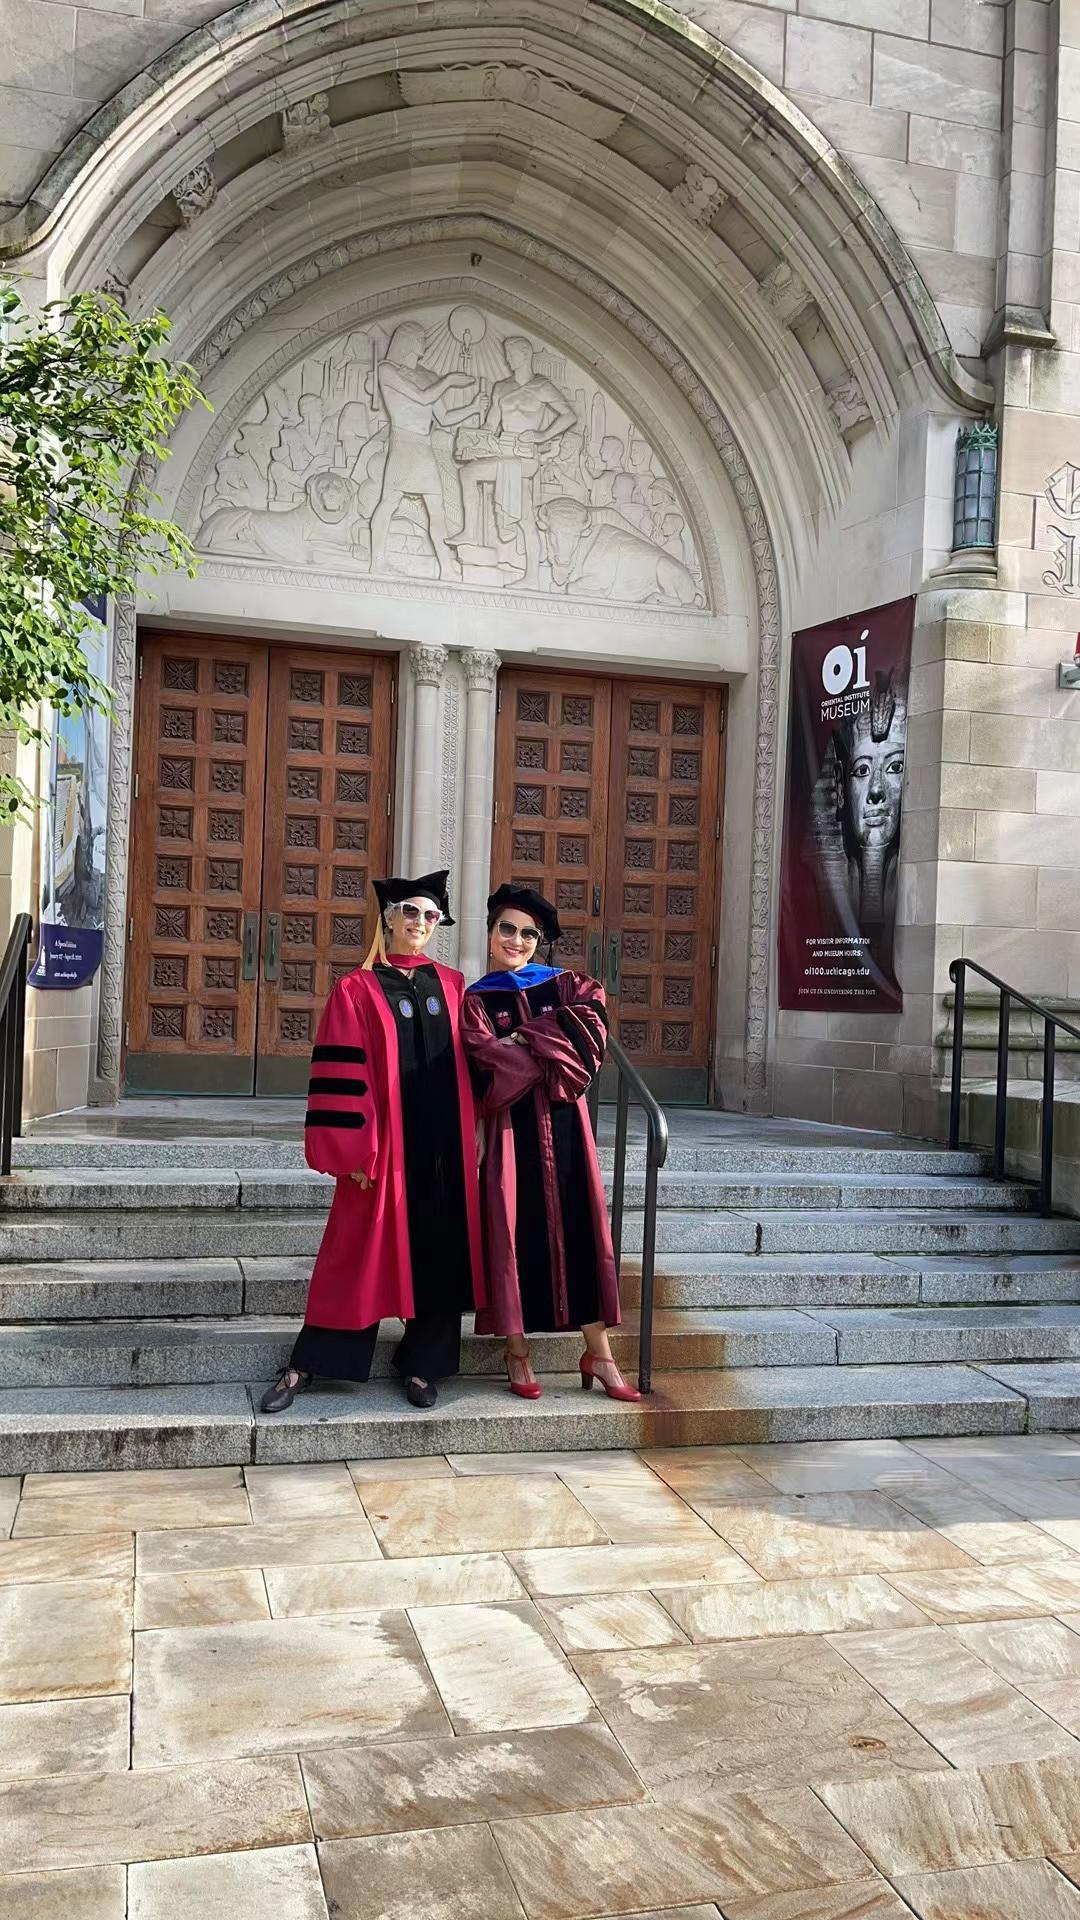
496, 921, 541, 943
397, 903, 442, 926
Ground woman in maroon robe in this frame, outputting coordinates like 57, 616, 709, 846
261, 869, 485, 1413
462, 883, 640, 1401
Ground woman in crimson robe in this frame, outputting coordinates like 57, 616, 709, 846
462, 883, 640, 1402
261, 869, 485, 1413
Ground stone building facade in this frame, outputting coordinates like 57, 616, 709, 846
1, 0, 1079, 1130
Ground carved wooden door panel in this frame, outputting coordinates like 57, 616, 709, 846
491, 670, 612, 977
606, 680, 725, 1100
492, 668, 725, 1100
126, 634, 269, 1093
256, 647, 395, 1094
126, 634, 395, 1095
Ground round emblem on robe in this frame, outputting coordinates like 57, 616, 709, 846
398, 998, 415, 1019
426, 996, 442, 1016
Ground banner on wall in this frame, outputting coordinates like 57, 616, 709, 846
28, 594, 109, 992
778, 595, 915, 1015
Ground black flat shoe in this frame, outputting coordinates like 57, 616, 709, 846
405, 1376, 437, 1409
260, 1368, 312, 1413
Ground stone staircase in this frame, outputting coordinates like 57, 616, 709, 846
2, 1105, 1080, 1471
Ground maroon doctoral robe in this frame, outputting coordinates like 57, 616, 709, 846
462, 967, 620, 1337
303, 960, 486, 1329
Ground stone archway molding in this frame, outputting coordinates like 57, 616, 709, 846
98, 218, 781, 1102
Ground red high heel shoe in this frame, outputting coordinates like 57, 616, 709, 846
506, 1348, 542, 1399
580, 1353, 642, 1402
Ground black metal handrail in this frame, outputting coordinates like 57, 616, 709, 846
0, 915, 32, 1177
948, 956, 1080, 1216
587, 1034, 670, 1394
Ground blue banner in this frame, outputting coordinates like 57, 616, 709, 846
28, 597, 109, 992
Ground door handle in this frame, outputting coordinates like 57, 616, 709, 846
263, 912, 281, 983
606, 931, 621, 996
587, 932, 602, 982
242, 912, 258, 983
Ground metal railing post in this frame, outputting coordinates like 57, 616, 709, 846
586, 1073, 600, 1139
949, 961, 965, 1149
994, 990, 1010, 1180
610, 1073, 630, 1274
1041, 1018, 1056, 1217
638, 1133, 659, 1397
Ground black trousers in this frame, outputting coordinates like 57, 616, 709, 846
289, 1309, 462, 1384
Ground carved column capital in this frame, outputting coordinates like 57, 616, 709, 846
407, 643, 449, 687
460, 648, 501, 692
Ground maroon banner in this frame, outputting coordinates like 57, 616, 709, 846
778, 595, 915, 1014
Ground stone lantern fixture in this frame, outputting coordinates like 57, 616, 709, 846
952, 421, 999, 552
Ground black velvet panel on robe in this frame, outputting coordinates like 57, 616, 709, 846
481, 973, 600, 1333
290, 960, 473, 1383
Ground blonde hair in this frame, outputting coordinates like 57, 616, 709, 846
361, 915, 390, 970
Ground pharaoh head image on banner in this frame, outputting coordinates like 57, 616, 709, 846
778, 597, 915, 1014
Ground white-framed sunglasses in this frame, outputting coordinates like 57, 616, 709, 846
397, 901, 443, 926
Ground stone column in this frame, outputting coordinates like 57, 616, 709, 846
459, 649, 501, 983
406, 643, 449, 873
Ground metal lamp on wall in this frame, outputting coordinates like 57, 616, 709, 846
952, 422, 998, 553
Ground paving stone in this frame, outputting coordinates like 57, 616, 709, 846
133, 1610, 448, 1765
0, 1578, 132, 1702
731, 1438, 935, 1496
829, 1625, 1080, 1768
659, 1574, 927, 1643
0, 1261, 243, 1322
488, 1785, 887, 1917
818, 1752, 1080, 1875
0, 1388, 255, 1474
558, 1475, 715, 1543
358, 1473, 605, 1555
408, 1599, 595, 1733
721, 1885, 913, 1920
572, 1637, 947, 1800
512, 1540, 760, 1596
896, 1860, 1080, 1919
128, 1843, 329, 1919
266, 1552, 523, 1617
243, 1462, 363, 1523
0, 1756, 312, 1873
15, 1465, 250, 1535
904, 1435, 1080, 1481
319, 1825, 526, 1920
302, 1723, 645, 1838
701, 1491, 974, 1579
537, 1591, 685, 1651
0, 1865, 126, 1918
0, 1479, 17, 1537
887, 1480, 1075, 1564
0, 1533, 133, 1586
638, 1447, 778, 1504
135, 1568, 270, 1629
883, 1566, 1060, 1623
0, 1698, 130, 1779
137, 1516, 381, 1575
348, 1455, 454, 1480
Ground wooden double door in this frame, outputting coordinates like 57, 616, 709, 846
493, 669, 726, 1100
126, 632, 395, 1094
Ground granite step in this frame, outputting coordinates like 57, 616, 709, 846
10, 1136, 995, 1176
622, 1209, 1080, 1257
7, 1302, 1080, 1388
0, 1362, 1034, 1473
0, 1166, 1025, 1216
0, 1211, 330, 1264
631, 1252, 1080, 1310
0, 1307, 843, 1387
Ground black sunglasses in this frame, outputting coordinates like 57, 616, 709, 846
496, 920, 541, 943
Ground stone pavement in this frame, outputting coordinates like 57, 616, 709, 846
7, 1443, 1080, 1914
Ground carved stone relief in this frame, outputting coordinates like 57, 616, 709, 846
282, 92, 331, 149
193, 304, 707, 610
174, 164, 216, 227
758, 259, 812, 328
396, 63, 624, 141
1043, 462, 1080, 594
825, 372, 872, 436
671, 165, 727, 227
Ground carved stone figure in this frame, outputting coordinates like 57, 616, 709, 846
174, 164, 216, 227
758, 259, 812, 327
197, 471, 365, 566
825, 372, 871, 435
671, 164, 727, 226
452, 336, 578, 585
368, 321, 480, 579
537, 497, 703, 607
282, 92, 331, 149
270, 396, 341, 508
